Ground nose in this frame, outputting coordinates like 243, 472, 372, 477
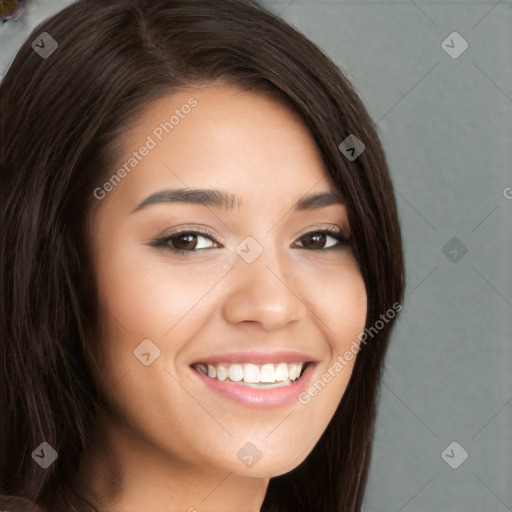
221, 241, 308, 330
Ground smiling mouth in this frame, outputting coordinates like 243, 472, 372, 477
191, 361, 310, 389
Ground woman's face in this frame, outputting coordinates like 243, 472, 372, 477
88, 82, 367, 479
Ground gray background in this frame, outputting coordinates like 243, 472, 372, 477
1, 1, 511, 511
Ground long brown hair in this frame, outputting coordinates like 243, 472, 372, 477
0, 0, 405, 510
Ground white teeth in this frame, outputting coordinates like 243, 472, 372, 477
228, 364, 243, 382
275, 363, 288, 381
288, 363, 297, 380
242, 364, 260, 383
238, 379, 291, 389
207, 364, 216, 378
193, 362, 306, 385
216, 364, 228, 381
260, 364, 275, 383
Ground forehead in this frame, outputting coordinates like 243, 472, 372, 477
98, 83, 340, 216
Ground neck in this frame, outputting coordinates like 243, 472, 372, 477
70, 409, 268, 512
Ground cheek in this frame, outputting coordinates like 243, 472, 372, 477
327, 268, 367, 392
333, 271, 367, 349
294, 264, 367, 426
94, 234, 227, 339
92, 235, 235, 391
307, 260, 368, 348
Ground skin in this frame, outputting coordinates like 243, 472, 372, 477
72, 82, 368, 512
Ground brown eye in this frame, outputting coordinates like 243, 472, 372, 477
295, 229, 349, 250
149, 228, 349, 255
169, 233, 199, 251
149, 230, 220, 254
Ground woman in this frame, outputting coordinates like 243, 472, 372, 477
0, 0, 405, 510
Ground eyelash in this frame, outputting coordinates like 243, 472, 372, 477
149, 226, 350, 255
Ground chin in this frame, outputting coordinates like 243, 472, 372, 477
209, 437, 315, 478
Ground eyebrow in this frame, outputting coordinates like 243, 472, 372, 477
130, 188, 345, 215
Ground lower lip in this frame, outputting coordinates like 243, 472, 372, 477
190, 363, 316, 408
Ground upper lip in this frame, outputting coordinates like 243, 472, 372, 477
190, 350, 320, 365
